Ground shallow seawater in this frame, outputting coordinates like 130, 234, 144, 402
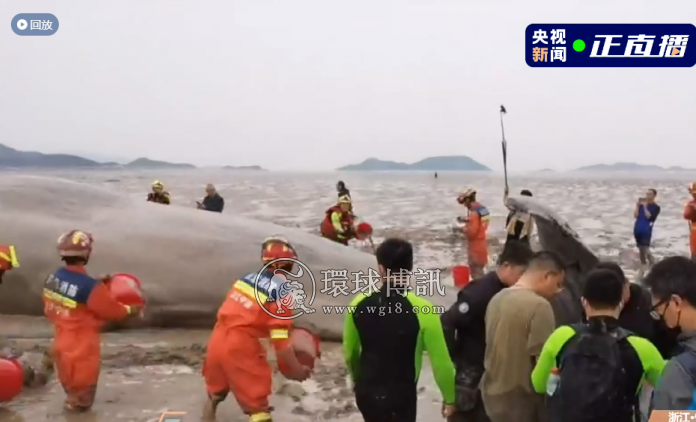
44, 169, 696, 281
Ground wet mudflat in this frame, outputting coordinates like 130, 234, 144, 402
0, 318, 445, 422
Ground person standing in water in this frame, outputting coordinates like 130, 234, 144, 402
320, 195, 356, 245
147, 180, 171, 205
633, 188, 660, 279
684, 182, 696, 261
197, 184, 225, 213
336, 180, 351, 199
457, 189, 490, 279
503, 189, 535, 248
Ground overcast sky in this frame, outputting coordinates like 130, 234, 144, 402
2, 1, 694, 171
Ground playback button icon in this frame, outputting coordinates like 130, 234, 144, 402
16, 19, 27, 30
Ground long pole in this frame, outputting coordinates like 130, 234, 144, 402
500, 105, 508, 193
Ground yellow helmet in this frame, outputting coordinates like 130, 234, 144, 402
152, 180, 164, 190
690, 182, 696, 194
338, 195, 352, 204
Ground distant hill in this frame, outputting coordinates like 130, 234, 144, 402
0, 143, 197, 169
125, 157, 196, 169
0, 143, 102, 168
222, 165, 266, 171
338, 155, 491, 171
574, 162, 695, 172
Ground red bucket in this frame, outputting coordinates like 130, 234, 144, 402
356, 222, 373, 240
278, 327, 321, 379
452, 265, 471, 287
0, 358, 24, 402
108, 273, 145, 307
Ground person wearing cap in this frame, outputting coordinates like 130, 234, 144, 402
320, 195, 356, 245
147, 180, 171, 205
197, 184, 224, 213
503, 189, 535, 248
457, 189, 490, 279
685, 182, 696, 261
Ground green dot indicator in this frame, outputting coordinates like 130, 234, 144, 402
573, 39, 586, 52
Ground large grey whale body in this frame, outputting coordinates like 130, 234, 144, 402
507, 196, 599, 326
0, 175, 457, 340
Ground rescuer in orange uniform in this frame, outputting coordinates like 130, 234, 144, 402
146, 180, 171, 205
0, 244, 19, 284
202, 236, 311, 422
320, 195, 356, 245
457, 189, 490, 279
43, 230, 142, 412
685, 182, 696, 261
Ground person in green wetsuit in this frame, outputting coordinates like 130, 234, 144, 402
342, 238, 456, 422
531, 269, 665, 422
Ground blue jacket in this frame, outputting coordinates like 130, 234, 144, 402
634, 203, 660, 244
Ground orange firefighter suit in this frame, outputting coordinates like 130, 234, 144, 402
203, 270, 293, 418
465, 202, 490, 278
320, 205, 355, 245
43, 265, 134, 409
685, 199, 696, 260
0, 244, 19, 283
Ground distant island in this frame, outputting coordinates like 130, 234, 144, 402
338, 155, 491, 171
222, 165, 266, 171
125, 157, 195, 169
0, 143, 211, 170
573, 162, 696, 172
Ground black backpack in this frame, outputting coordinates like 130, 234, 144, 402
548, 324, 633, 422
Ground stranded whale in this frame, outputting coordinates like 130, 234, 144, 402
0, 175, 456, 341
506, 196, 599, 326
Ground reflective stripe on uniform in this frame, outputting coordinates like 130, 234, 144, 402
270, 328, 289, 340
234, 280, 269, 302
249, 412, 272, 422
42, 289, 77, 308
0, 245, 19, 268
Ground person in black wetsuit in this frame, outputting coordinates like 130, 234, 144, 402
594, 261, 679, 358
503, 189, 534, 247
441, 241, 535, 422
342, 238, 456, 422
336, 181, 351, 199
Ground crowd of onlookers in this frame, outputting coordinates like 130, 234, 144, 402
346, 236, 696, 422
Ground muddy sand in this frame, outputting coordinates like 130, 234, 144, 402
0, 317, 446, 422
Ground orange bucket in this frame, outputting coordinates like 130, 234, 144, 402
452, 265, 470, 287
278, 327, 321, 378
108, 273, 145, 307
0, 358, 24, 402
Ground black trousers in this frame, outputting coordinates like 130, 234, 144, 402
355, 384, 417, 422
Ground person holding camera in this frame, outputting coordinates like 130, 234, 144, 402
633, 188, 660, 280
